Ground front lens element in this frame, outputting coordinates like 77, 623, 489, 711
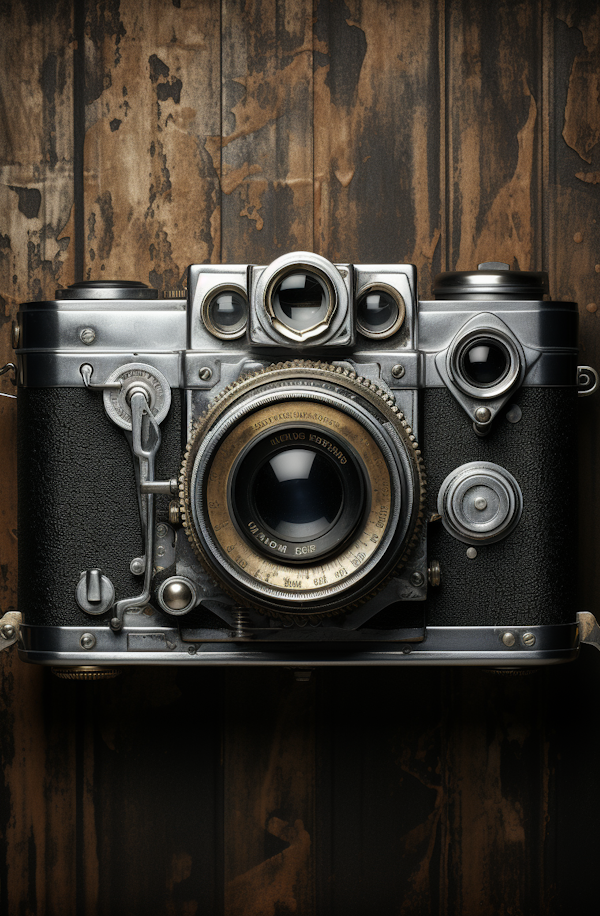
460, 339, 510, 387
254, 448, 343, 540
204, 289, 248, 339
271, 271, 330, 332
357, 288, 404, 338
231, 425, 365, 564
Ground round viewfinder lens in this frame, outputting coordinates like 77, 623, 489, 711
271, 270, 330, 332
253, 448, 343, 541
206, 290, 248, 338
461, 339, 510, 387
357, 289, 401, 337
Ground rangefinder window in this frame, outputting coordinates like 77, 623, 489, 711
202, 287, 248, 339
357, 285, 405, 339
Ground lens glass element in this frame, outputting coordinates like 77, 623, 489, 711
460, 339, 510, 387
357, 289, 402, 338
206, 290, 248, 338
271, 271, 329, 331
253, 448, 343, 540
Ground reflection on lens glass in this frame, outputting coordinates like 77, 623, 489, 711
207, 290, 247, 337
253, 447, 343, 540
461, 339, 510, 387
271, 271, 329, 331
357, 290, 401, 337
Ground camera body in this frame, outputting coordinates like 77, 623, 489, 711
14, 252, 582, 672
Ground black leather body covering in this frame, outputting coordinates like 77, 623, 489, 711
18, 387, 182, 626
421, 387, 577, 627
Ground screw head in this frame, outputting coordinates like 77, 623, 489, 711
156, 524, 168, 538
474, 496, 488, 511
80, 633, 96, 650
391, 364, 405, 379
502, 631, 516, 647
410, 571, 425, 587
80, 327, 96, 345
522, 632, 536, 647
199, 367, 213, 381
466, 547, 478, 559
1, 624, 16, 640
156, 545, 166, 558
475, 406, 491, 423
130, 557, 145, 575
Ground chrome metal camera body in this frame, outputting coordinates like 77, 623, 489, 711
9, 253, 598, 675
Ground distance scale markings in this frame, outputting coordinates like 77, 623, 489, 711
204, 401, 393, 595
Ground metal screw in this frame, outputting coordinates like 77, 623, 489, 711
522, 632, 536, 647
466, 547, 478, 559
156, 545, 166, 558
427, 560, 441, 587
156, 524, 167, 538
80, 327, 96, 345
391, 364, 405, 379
402, 646, 411, 654
80, 633, 96, 650
475, 406, 491, 423
1, 624, 15, 640
502, 632, 516, 647
130, 557, 145, 575
188, 645, 197, 655
410, 571, 425, 587
474, 497, 488, 511
199, 367, 213, 381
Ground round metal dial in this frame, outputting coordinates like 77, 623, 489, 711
437, 461, 523, 545
103, 363, 171, 430
180, 361, 426, 618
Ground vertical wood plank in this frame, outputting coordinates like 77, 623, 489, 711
218, 0, 314, 263
543, 5, 600, 913
223, 669, 315, 916
0, 3, 78, 915
316, 669, 444, 916
79, 3, 224, 913
447, 0, 543, 271
544, 0, 600, 619
443, 3, 549, 913
313, 0, 442, 293
218, 5, 317, 913
82, 0, 222, 285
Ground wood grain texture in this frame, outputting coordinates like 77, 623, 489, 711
82, 0, 221, 286
447, 0, 542, 272
223, 669, 315, 916
218, 0, 314, 263
313, 0, 442, 292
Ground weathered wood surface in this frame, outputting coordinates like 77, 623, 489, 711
1, 1, 600, 913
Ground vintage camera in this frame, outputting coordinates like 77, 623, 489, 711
6, 251, 600, 676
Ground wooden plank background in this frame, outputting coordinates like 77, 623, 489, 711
1, 1, 600, 913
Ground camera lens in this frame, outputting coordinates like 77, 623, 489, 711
357, 288, 405, 338
253, 448, 343, 540
181, 363, 426, 617
271, 270, 330, 332
230, 427, 365, 563
460, 339, 510, 387
204, 289, 248, 339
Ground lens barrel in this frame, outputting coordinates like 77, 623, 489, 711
180, 362, 426, 618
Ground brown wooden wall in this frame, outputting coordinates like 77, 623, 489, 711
1, 1, 600, 913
